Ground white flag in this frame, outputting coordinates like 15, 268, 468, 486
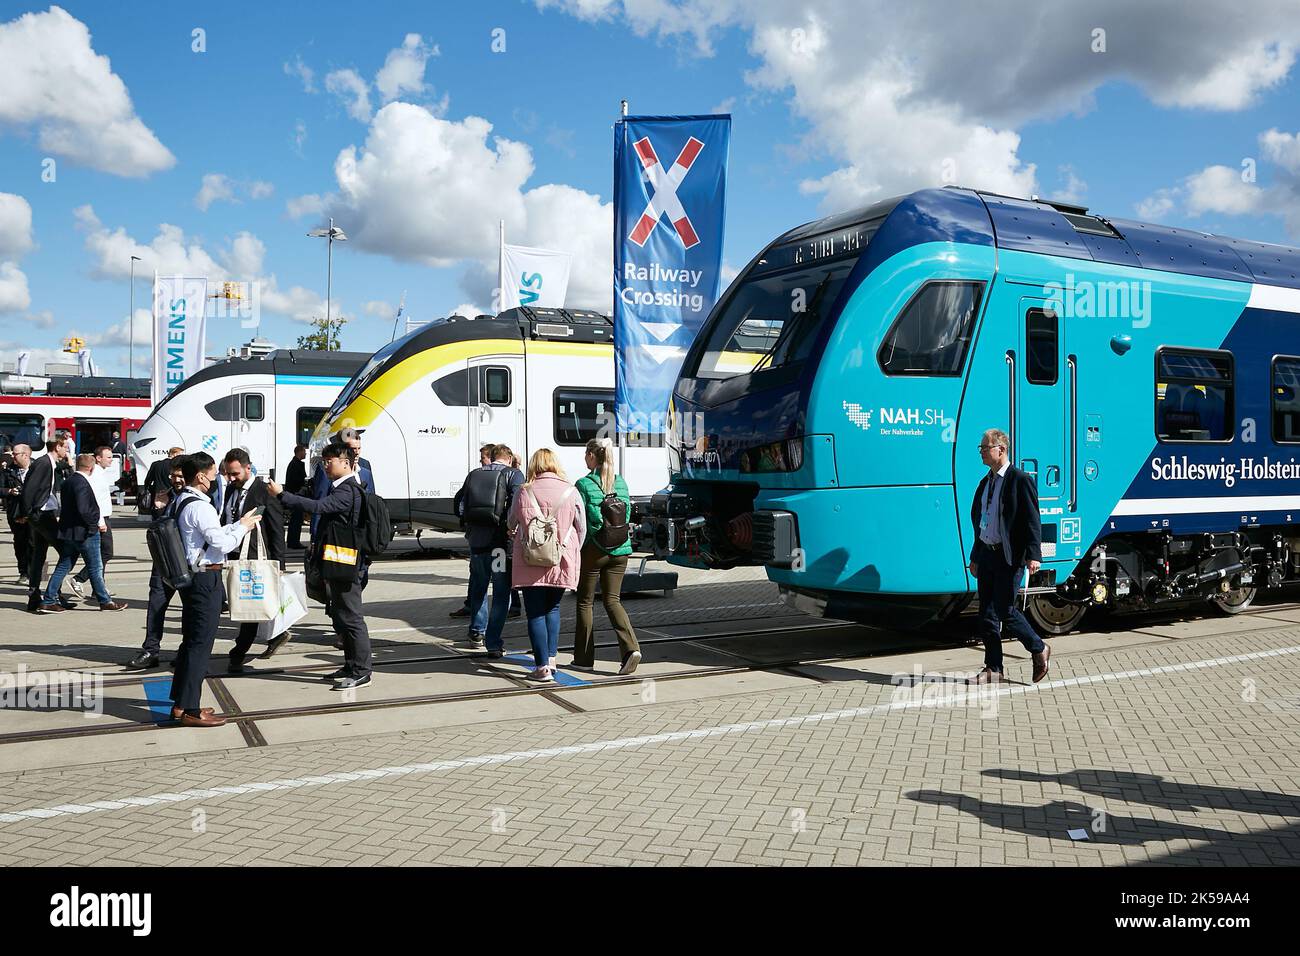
15, 350, 30, 377
500, 243, 571, 310
152, 276, 208, 407
77, 349, 97, 377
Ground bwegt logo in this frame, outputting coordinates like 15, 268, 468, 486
0, 666, 102, 716
50, 886, 151, 936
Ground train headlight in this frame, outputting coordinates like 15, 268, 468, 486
1091, 581, 1109, 604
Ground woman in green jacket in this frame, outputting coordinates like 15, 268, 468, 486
572, 437, 641, 675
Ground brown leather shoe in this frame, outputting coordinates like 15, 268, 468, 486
171, 706, 215, 719
178, 712, 227, 728
99, 600, 128, 611
969, 667, 1003, 685
1032, 643, 1052, 683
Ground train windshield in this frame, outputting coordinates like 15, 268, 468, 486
325, 326, 422, 420
688, 219, 879, 381
0, 414, 43, 449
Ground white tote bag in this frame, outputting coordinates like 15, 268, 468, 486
258, 571, 309, 640
225, 527, 282, 622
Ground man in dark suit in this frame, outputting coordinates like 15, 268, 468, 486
270, 440, 372, 690
284, 443, 308, 549
968, 427, 1050, 685
140, 446, 183, 514
37, 454, 127, 613
1, 443, 32, 584
221, 448, 288, 671
20, 431, 75, 612
126, 459, 189, 670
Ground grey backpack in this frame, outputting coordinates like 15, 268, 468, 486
521, 486, 576, 567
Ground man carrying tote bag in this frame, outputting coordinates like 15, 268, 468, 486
225, 524, 281, 625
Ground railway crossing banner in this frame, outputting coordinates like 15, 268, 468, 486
499, 239, 572, 310
151, 275, 209, 407
614, 113, 730, 432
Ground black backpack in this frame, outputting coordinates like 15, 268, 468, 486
359, 489, 393, 555
146, 495, 199, 590
586, 477, 631, 551
462, 467, 512, 527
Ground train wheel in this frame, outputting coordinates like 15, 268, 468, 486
1210, 584, 1257, 615
1025, 594, 1087, 637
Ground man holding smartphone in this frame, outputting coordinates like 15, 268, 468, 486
221, 448, 286, 672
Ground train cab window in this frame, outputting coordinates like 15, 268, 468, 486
1273, 356, 1300, 443
483, 367, 511, 406
1156, 348, 1233, 442
296, 407, 329, 446
1025, 309, 1059, 385
0, 414, 43, 449
554, 387, 613, 446
878, 281, 983, 376
242, 393, 265, 421
204, 396, 236, 421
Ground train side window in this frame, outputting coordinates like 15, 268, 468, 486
878, 280, 983, 376
1156, 348, 1233, 442
553, 387, 614, 446
1025, 309, 1058, 385
483, 367, 511, 406
204, 396, 237, 421
296, 407, 329, 446
1273, 356, 1300, 443
242, 393, 265, 421
432, 369, 474, 406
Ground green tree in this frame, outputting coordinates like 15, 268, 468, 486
296, 314, 348, 351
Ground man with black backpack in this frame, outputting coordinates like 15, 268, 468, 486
270, 440, 381, 690
455, 444, 524, 656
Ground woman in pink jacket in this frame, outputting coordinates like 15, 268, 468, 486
508, 448, 585, 682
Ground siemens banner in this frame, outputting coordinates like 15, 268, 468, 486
151, 275, 209, 407
500, 243, 572, 310
614, 113, 730, 432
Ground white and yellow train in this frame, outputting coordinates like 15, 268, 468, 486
313, 307, 668, 531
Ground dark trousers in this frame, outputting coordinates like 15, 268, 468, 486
231, 623, 261, 662
141, 567, 177, 656
27, 512, 63, 601
286, 509, 304, 549
7, 515, 31, 575
574, 542, 639, 666
171, 569, 222, 712
327, 578, 371, 678
976, 547, 1044, 671
75, 517, 113, 583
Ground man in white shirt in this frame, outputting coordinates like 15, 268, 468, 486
70, 445, 117, 600
166, 451, 261, 727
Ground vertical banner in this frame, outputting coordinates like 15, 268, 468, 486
151, 275, 209, 407
500, 244, 573, 310
614, 114, 730, 432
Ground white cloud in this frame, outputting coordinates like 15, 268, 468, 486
26, 309, 56, 329
539, 0, 1300, 213
0, 193, 34, 259
450, 302, 484, 318
1261, 128, 1300, 174
317, 103, 612, 311
284, 54, 315, 93
326, 68, 373, 123
0, 6, 174, 177
375, 33, 437, 103
293, 119, 308, 156
1184, 165, 1262, 217
1135, 188, 1178, 222
195, 173, 276, 211
1055, 165, 1087, 205
285, 193, 325, 220
363, 300, 394, 317
0, 262, 30, 313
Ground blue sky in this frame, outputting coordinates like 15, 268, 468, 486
2, 1, 1299, 375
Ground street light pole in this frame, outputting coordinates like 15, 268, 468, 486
308, 219, 347, 350
129, 255, 141, 377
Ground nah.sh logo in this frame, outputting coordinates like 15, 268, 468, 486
629, 136, 704, 249
517, 271, 542, 306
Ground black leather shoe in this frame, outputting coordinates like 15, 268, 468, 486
125, 652, 160, 670
227, 654, 247, 674
449, 606, 471, 618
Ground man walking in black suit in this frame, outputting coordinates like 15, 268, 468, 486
21, 431, 75, 613
126, 459, 188, 670
284, 443, 308, 549
37, 454, 127, 613
221, 448, 288, 671
968, 428, 1050, 685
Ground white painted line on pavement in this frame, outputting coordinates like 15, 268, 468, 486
1, 642, 1297, 825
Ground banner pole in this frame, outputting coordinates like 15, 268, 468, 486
498, 219, 506, 315
616, 100, 628, 475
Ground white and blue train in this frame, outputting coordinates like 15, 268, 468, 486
644, 187, 1300, 635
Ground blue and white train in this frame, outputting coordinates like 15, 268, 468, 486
643, 187, 1300, 634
